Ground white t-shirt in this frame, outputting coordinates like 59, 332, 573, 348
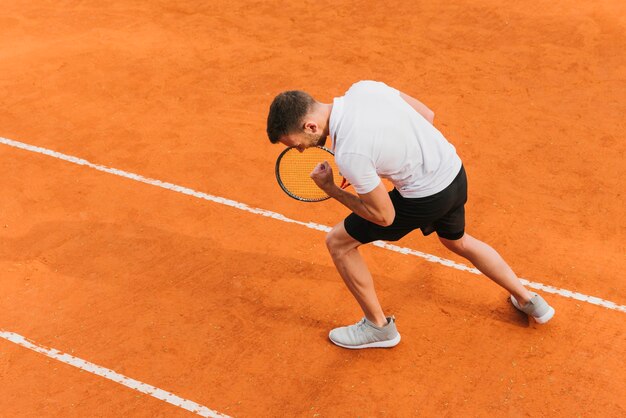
328, 80, 462, 198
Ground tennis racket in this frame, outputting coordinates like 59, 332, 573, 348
275, 146, 349, 202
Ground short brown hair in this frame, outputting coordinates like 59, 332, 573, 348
266, 90, 315, 143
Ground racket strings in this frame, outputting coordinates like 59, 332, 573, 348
276, 147, 343, 201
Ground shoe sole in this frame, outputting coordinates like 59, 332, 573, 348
510, 295, 555, 324
533, 306, 555, 324
329, 333, 401, 349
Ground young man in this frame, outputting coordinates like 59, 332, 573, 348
266, 80, 554, 349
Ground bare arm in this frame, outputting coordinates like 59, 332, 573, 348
327, 181, 395, 226
311, 163, 395, 226
400, 92, 435, 125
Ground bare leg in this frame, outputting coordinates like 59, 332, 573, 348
326, 222, 387, 326
439, 233, 533, 304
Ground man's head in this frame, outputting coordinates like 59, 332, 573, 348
266, 90, 328, 151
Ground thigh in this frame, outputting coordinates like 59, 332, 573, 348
433, 205, 466, 240
433, 166, 468, 240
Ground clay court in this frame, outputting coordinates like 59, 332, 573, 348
1, 0, 625, 416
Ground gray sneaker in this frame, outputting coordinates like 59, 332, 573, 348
510, 293, 555, 324
329, 316, 401, 349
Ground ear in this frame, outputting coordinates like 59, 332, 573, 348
303, 121, 319, 133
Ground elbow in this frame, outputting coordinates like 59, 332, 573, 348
376, 211, 395, 227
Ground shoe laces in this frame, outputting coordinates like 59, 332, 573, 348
355, 318, 367, 331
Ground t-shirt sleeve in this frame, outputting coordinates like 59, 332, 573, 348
337, 153, 381, 195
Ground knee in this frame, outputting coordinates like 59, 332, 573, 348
325, 224, 357, 258
325, 225, 344, 256
439, 234, 468, 255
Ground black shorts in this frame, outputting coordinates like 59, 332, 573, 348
344, 165, 468, 243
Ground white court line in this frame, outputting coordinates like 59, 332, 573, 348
1, 135, 624, 314
0, 331, 229, 418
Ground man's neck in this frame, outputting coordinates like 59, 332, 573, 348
315, 102, 333, 138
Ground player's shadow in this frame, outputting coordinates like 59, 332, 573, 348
372, 260, 532, 328
0, 220, 346, 329
1, 221, 530, 331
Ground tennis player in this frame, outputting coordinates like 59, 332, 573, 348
266, 80, 555, 349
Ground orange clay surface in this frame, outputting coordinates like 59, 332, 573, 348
1, 1, 625, 417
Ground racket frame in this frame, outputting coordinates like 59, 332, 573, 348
275, 146, 346, 202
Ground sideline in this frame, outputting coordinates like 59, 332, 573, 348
1, 136, 624, 314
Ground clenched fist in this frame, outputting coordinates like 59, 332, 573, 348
310, 161, 335, 192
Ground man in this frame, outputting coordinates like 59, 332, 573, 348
266, 80, 554, 349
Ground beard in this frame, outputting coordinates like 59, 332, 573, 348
312, 133, 327, 147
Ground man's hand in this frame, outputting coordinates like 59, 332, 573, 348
310, 161, 336, 192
